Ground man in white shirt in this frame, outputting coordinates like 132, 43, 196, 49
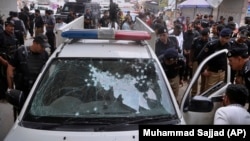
214, 84, 250, 125
55, 17, 66, 32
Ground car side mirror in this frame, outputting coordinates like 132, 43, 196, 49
5, 89, 26, 109
188, 95, 213, 112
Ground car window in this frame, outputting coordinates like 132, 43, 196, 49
62, 4, 85, 13
24, 58, 177, 123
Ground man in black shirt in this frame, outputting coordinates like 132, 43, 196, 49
0, 21, 18, 100
189, 28, 211, 95
98, 10, 109, 28
84, 8, 93, 29
34, 10, 44, 37
227, 47, 250, 113
155, 27, 180, 58
7, 34, 49, 118
160, 48, 185, 102
197, 28, 231, 91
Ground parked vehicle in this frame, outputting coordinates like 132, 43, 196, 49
55, 1, 101, 24
4, 16, 233, 141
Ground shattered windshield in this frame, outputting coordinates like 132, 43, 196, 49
24, 58, 176, 122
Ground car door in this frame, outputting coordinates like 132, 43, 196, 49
180, 49, 231, 125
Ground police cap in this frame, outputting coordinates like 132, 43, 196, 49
220, 28, 232, 37
5, 20, 15, 26
227, 47, 248, 58
163, 48, 178, 60
34, 34, 51, 48
157, 27, 168, 35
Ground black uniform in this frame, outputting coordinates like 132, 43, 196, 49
191, 36, 211, 63
161, 57, 185, 80
0, 31, 18, 99
10, 46, 49, 98
229, 38, 249, 83
227, 47, 250, 112
28, 12, 35, 37
160, 48, 185, 98
155, 37, 179, 57
0, 31, 18, 58
45, 10, 56, 53
241, 61, 250, 112
197, 39, 231, 72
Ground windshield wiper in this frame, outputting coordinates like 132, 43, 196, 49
22, 117, 111, 130
94, 115, 179, 131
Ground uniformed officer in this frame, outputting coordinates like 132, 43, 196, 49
189, 28, 211, 95
227, 47, 250, 112
0, 20, 18, 59
6, 34, 50, 119
0, 20, 18, 100
7, 34, 49, 112
229, 29, 249, 83
160, 48, 185, 102
11, 11, 26, 46
155, 27, 180, 58
197, 28, 231, 91
45, 10, 56, 54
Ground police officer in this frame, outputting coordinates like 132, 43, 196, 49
0, 56, 8, 100
229, 29, 249, 83
34, 9, 45, 37
0, 20, 18, 58
155, 27, 180, 58
7, 34, 50, 111
160, 48, 185, 102
189, 28, 211, 95
11, 11, 26, 46
197, 28, 231, 91
45, 10, 56, 54
0, 20, 18, 100
227, 47, 250, 112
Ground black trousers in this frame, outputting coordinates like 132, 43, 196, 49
14, 31, 24, 45
46, 31, 55, 53
29, 22, 34, 37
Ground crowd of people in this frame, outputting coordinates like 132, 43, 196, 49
146, 12, 250, 124
0, 4, 250, 124
0, 5, 67, 119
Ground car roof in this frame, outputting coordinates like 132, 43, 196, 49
57, 39, 151, 58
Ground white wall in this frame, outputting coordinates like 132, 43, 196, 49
0, 0, 17, 20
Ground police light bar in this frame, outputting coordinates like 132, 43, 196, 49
61, 29, 151, 40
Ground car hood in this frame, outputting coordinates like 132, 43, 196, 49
4, 125, 138, 141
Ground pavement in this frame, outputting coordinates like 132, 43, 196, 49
0, 100, 14, 141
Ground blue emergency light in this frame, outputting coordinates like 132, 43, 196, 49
61, 29, 151, 40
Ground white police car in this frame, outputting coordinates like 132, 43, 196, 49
4, 29, 231, 140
